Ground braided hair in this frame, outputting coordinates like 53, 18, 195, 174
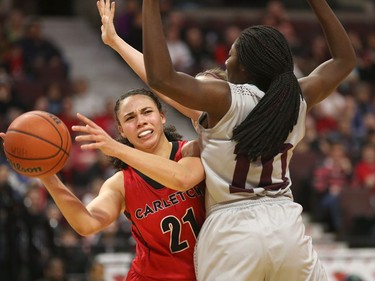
232, 25, 302, 161
110, 88, 183, 170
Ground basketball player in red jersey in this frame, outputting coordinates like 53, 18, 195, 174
35, 89, 206, 281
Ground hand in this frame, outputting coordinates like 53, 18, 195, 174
97, 0, 118, 47
72, 113, 120, 158
0, 132, 5, 141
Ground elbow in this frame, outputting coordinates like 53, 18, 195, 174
349, 56, 357, 72
337, 54, 357, 79
346, 53, 357, 74
74, 225, 96, 237
346, 49, 358, 73
147, 76, 165, 91
146, 69, 176, 92
172, 174, 199, 191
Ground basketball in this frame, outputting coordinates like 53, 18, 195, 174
3, 110, 72, 177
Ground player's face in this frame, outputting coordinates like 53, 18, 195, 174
117, 94, 166, 152
225, 41, 247, 84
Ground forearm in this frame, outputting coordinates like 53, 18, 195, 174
110, 35, 201, 120
39, 175, 103, 235
116, 145, 203, 191
142, 0, 175, 88
307, 0, 356, 64
110, 35, 149, 83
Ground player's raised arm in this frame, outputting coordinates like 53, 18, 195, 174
97, 0, 201, 122
299, 0, 356, 110
141, 0, 231, 122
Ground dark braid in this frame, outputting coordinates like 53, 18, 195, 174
232, 25, 302, 161
110, 89, 183, 170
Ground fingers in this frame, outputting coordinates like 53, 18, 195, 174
76, 113, 99, 129
97, 1, 102, 17
97, 0, 114, 21
75, 134, 98, 143
110, 1, 116, 19
79, 142, 100, 151
97, 0, 105, 17
71, 125, 90, 133
0, 132, 5, 140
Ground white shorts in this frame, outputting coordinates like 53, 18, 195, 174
194, 197, 328, 281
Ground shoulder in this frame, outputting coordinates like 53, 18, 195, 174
102, 171, 125, 194
181, 140, 200, 157
228, 82, 265, 99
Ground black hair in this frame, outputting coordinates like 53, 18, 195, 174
110, 88, 183, 170
232, 25, 302, 161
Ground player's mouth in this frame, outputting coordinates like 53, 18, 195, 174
138, 129, 153, 138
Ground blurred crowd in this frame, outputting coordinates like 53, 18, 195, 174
0, 0, 375, 280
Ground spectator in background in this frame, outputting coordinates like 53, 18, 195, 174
45, 81, 67, 115
36, 256, 70, 281
86, 260, 105, 281
165, 24, 194, 73
358, 31, 375, 85
298, 34, 330, 75
56, 226, 90, 278
259, 0, 289, 27
310, 88, 347, 137
289, 137, 320, 213
4, 9, 25, 44
16, 16, 69, 80
328, 117, 362, 162
213, 24, 241, 68
58, 96, 80, 139
351, 81, 375, 141
71, 77, 103, 119
3, 42, 25, 80
352, 143, 375, 194
92, 97, 117, 138
184, 26, 215, 74
114, 0, 142, 52
277, 20, 305, 77
91, 220, 132, 256
0, 70, 26, 130
313, 141, 353, 233
24, 182, 57, 280
0, 164, 29, 281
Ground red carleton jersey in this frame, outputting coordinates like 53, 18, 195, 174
123, 141, 205, 281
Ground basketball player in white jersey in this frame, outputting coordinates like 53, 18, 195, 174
98, 0, 356, 280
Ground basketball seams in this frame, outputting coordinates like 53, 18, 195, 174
32, 111, 64, 147
6, 129, 64, 154
4, 110, 72, 177
16, 111, 71, 155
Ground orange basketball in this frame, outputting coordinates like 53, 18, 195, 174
3, 110, 72, 177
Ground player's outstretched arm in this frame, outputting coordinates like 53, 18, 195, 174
39, 172, 125, 236
97, 0, 201, 122
300, 0, 356, 110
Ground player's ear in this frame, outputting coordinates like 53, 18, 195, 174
118, 125, 126, 138
160, 112, 166, 125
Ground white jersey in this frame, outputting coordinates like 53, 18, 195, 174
197, 82, 307, 212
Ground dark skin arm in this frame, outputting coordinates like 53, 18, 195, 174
142, 0, 356, 122
142, 0, 230, 128
300, 0, 357, 111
